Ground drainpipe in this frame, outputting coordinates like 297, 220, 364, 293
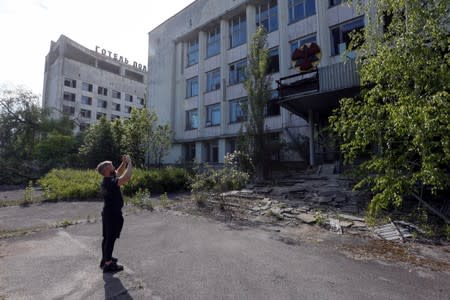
308, 109, 315, 166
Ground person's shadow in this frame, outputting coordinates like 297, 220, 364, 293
103, 273, 133, 299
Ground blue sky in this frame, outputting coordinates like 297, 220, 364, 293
0, 0, 194, 97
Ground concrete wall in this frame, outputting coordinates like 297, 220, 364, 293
43, 35, 147, 132
148, 0, 364, 164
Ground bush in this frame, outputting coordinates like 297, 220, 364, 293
190, 152, 250, 206
39, 169, 101, 201
39, 167, 188, 201
122, 167, 188, 196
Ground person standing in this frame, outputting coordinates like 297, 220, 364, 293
96, 154, 132, 272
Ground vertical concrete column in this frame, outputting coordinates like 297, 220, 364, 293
198, 31, 207, 137
220, 19, 230, 136
316, 0, 331, 66
308, 109, 315, 166
278, 0, 290, 127
175, 41, 185, 139
218, 138, 226, 163
246, 4, 257, 47
278, 0, 289, 76
195, 141, 204, 162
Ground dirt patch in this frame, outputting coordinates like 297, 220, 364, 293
340, 239, 450, 272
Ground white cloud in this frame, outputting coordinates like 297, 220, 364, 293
0, 0, 194, 96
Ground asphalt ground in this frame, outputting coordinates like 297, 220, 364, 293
1, 202, 449, 300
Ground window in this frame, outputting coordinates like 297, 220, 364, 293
187, 38, 199, 66
288, 0, 316, 23
81, 95, 92, 105
97, 86, 108, 96
229, 98, 248, 123
62, 105, 75, 115
137, 97, 145, 105
111, 114, 120, 120
230, 13, 247, 48
205, 141, 219, 163
96, 112, 106, 120
265, 90, 280, 116
206, 104, 221, 126
80, 109, 91, 119
206, 69, 221, 92
256, 0, 278, 33
126, 106, 132, 113
186, 109, 199, 130
207, 26, 220, 58
79, 123, 90, 132
184, 143, 196, 162
229, 59, 247, 85
125, 94, 133, 102
227, 139, 237, 154
81, 82, 93, 92
186, 76, 199, 98
329, 0, 342, 7
290, 34, 317, 56
114, 103, 121, 111
64, 78, 76, 88
63, 92, 76, 102
97, 99, 107, 108
112, 90, 121, 99
268, 47, 279, 73
331, 17, 365, 56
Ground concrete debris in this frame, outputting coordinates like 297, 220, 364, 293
270, 207, 284, 220
373, 222, 413, 241
296, 213, 316, 224
339, 220, 353, 228
338, 214, 365, 222
329, 218, 343, 234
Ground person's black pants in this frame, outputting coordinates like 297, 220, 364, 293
101, 210, 124, 261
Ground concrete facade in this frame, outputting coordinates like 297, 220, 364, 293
43, 35, 147, 132
148, 0, 364, 164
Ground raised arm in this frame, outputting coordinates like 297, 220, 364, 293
118, 155, 133, 186
116, 155, 127, 176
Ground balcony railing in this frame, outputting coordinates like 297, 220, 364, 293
277, 60, 360, 98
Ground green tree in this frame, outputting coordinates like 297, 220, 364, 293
148, 123, 172, 167
78, 117, 121, 168
243, 26, 272, 181
330, 0, 450, 216
122, 108, 157, 167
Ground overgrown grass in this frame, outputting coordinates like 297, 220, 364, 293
38, 167, 188, 201
38, 169, 101, 201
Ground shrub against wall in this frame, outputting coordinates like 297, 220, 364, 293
39, 167, 188, 201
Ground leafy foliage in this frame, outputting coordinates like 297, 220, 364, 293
148, 123, 172, 167
190, 152, 250, 206
39, 169, 101, 201
0, 87, 78, 183
122, 108, 157, 167
243, 26, 274, 180
39, 167, 188, 201
330, 0, 450, 216
78, 117, 121, 168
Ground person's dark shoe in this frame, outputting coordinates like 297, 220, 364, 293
103, 262, 124, 273
99, 257, 118, 268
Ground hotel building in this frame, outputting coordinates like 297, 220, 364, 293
148, 0, 363, 165
43, 35, 147, 132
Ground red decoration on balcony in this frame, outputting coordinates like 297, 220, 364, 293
291, 42, 321, 73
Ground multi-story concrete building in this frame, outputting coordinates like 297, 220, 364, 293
43, 35, 147, 132
148, 0, 363, 165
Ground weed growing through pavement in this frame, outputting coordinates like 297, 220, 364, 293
160, 192, 169, 208
21, 181, 34, 206
314, 210, 326, 226
131, 188, 153, 211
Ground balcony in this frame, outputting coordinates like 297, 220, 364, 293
277, 60, 360, 119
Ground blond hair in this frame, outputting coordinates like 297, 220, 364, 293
96, 161, 112, 176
